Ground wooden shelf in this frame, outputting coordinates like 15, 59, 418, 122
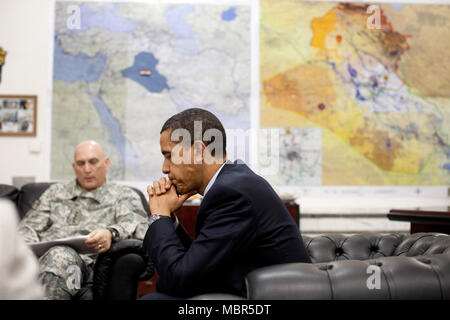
388, 209, 450, 234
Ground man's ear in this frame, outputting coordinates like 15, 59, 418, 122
193, 140, 205, 164
104, 157, 111, 170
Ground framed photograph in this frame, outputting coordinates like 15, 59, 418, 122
0, 95, 37, 136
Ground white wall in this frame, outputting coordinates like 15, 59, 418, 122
0, 0, 53, 184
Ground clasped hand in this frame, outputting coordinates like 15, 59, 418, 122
147, 178, 196, 217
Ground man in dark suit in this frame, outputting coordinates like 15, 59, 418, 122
142, 108, 311, 299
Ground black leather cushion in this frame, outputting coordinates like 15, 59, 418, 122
245, 262, 335, 300
0, 184, 20, 206
107, 253, 146, 300
93, 239, 154, 300
368, 254, 450, 299
17, 182, 53, 219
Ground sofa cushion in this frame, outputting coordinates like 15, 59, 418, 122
245, 262, 334, 300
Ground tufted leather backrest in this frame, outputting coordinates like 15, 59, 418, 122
392, 232, 450, 256
17, 182, 53, 219
302, 233, 450, 263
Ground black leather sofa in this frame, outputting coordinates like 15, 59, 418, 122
248, 233, 450, 299
0, 183, 154, 300
193, 233, 450, 300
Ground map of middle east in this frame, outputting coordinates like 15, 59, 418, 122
52, 2, 250, 181
52, 1, 449, 187
261, 1, 449, 186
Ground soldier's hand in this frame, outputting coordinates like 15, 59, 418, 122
85, 229, 112, 253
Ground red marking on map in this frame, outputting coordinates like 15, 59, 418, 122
140, 69, 152, 76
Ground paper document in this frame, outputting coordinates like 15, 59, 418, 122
28, 235, 97, 256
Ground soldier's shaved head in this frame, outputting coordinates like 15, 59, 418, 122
74, 140, 105, 161
72, 140, 110, 191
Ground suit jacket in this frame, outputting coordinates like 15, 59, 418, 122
143, 161, 311, 298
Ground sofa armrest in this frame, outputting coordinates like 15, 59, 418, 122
93, 239, 155, 300
246, 253, 450, 300
245, 262, 334, 300
0, 184, 19, 205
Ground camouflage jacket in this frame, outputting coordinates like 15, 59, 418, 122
18, 180, 149, 244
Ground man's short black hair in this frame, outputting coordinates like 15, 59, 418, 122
161, 108, 226, 157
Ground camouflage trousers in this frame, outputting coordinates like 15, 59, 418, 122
38, 246, 94, 300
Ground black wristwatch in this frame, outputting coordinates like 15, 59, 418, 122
107, 227, 120, 243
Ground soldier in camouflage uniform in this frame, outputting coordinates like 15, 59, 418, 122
18, 141, 149, 299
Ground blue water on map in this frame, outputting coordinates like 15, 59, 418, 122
53, 39, 106, 83
391, 3, 404, 11
121, 52, 169, 93
78, 3, 136, 32
165, 5, 196, 38
347, 64, 358, 78
165, 5, 199, 55
221, 7, 237, 21
91, 94, 143, 177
